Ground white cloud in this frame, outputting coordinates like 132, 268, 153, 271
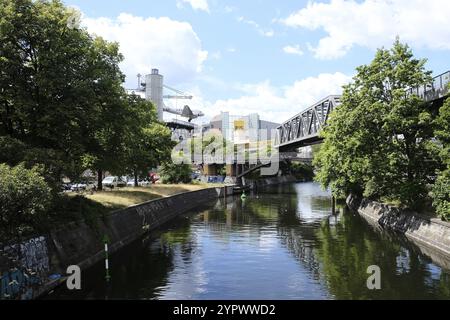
282, 0, 450, 59
206, 72, 352, 122
177, 0, 210, 13
210, 51, 222, 60
224, 6, 237, 13
283, 45, 304, 56
237, 16, 275, 37
262, 30, 275, 37
83, 13, 208, 86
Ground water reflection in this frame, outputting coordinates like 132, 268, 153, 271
47, 182, 450, 300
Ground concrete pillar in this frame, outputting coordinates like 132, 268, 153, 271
226, 211, 232, 226
236, 164, 243, 186
226, 164, 236, 177
203, 164, 217, 176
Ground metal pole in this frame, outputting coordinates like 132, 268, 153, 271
104, 236, 111, 282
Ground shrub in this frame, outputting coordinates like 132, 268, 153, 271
51, 195, 110, 234
0, 163, 52, 242
160, 162, 192, 184
290, 162, 314, 181
432, 170, 450, 221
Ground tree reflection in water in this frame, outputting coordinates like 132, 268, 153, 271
47, 182, 450, 300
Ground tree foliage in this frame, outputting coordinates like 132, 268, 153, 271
432, 170, 450, 220
0, 0, 128, 184
432, 96, 450, 219
289, 162, 314, 181
160, 162, 193, 184
0, 0, 173, 187
123, 95, 174, 186
0, 0, 178, 235
314, 40, 439, 209
0, 163, 52, 242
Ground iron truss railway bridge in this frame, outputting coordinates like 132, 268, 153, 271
275, 71, 450, 151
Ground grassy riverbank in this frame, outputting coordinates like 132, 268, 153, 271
50, 183, 219, 230
83, 183, 213, 210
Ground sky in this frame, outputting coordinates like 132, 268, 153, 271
64, 0, 450, 124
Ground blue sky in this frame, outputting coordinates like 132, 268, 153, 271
64, 0, 450, 123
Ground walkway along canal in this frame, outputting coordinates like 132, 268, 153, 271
46, 182, 450, 299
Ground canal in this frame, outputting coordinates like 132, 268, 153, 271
48, 182, 450, 300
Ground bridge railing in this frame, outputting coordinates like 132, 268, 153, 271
406, 71, 450, 102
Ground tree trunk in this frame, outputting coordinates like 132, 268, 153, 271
134, 169, 138, 187
97, 169, 103, 191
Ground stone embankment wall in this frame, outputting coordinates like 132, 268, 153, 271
347, 194, 450, 260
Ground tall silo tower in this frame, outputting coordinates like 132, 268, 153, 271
145, 69, 164, 121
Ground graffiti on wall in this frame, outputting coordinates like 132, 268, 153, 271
0, 236, 50, 300
0, 268, 41, 300
19, 237, 50, 272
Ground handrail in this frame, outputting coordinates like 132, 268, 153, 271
407, 71, 450, 102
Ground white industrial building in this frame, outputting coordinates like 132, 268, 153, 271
203, 112, 279, 144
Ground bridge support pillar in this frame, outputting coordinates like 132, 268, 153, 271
226, 164, 236, 177
203, 164, 217, 176
236, 163, 243, 186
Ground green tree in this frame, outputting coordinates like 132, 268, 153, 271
160, 161, 193, 184
432, 96, 450, 219
435, 95, 450, 166
0, 136, 26, 165
0, 0, 127, 188
123, 95, 174, 186
289, 162, 314, 181
75, 36, 129, 190
314, 40, 438, 209
0, 163, 52, 243
432, 171, 450, 220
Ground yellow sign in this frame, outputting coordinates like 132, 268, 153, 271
234, 120, 245, 130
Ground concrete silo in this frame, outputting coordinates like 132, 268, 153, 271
145, 68, 164, 121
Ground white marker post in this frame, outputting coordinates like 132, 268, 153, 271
103, 236, 111, 282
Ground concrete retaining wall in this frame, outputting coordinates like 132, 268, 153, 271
1, 186, 235, 300
51, 186, 232, 269
346, 194, 450, 258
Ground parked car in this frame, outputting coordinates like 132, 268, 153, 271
102, 176, 127, 189
61, 183, 72, 192
126, 178, 151, 187
71, 181, 96, 192
118, 176, 127, 188
139, 179, 151, 186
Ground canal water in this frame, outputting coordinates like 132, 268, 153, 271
48, 182, 450, 300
